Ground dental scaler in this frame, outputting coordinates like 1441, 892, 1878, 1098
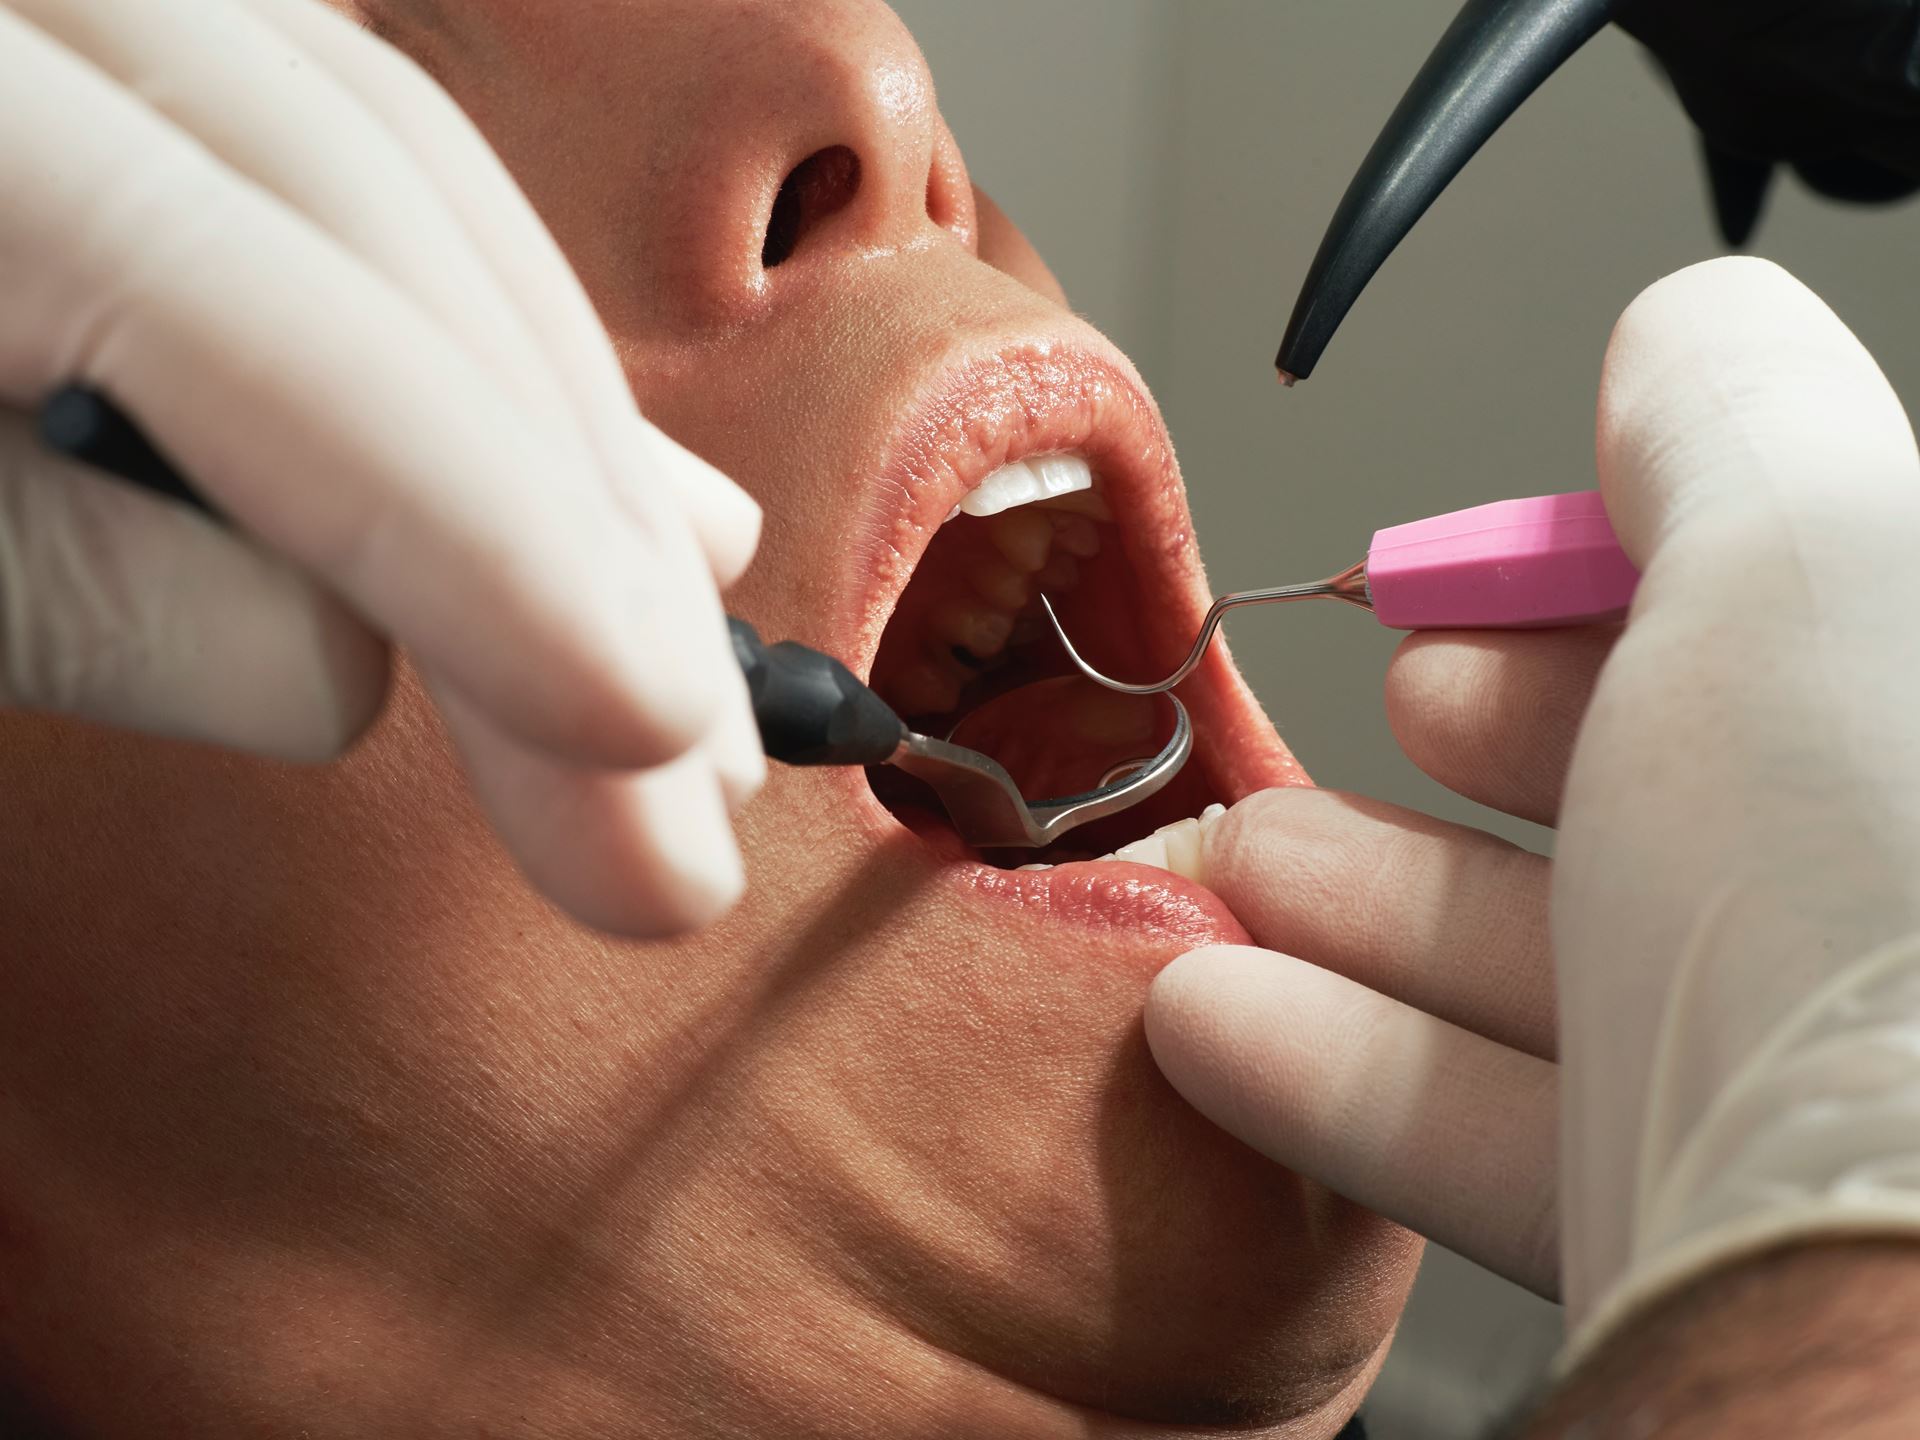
1045, 489, 1637, 695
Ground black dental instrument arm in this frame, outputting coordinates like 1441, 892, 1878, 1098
35, 384, 903, 771
1275, 0, 1920, 382
1276, 0, 1619, 384
726, 618, 903, 766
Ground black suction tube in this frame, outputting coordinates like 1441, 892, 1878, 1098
1276, 0, 1619, 382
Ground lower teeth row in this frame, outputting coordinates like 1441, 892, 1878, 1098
1015, 803, 1229, 883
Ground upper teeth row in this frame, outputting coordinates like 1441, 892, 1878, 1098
953, 454, 1094, 519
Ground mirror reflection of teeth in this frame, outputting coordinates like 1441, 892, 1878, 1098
1017, 803, 1228, 879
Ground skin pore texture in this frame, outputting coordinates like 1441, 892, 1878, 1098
0, 2, 1420, 1435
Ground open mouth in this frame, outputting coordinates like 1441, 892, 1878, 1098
843, 346, 1297, 891
866, 454, 1230, 872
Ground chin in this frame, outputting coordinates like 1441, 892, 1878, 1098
652, 303, 1422, 1430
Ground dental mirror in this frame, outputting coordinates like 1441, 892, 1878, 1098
886, 678, 1191, 850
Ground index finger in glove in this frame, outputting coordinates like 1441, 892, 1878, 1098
1146, 945, 1560, 1298
240, 0, 762, 586
1386, 625, 1618, 827
1202, 787, 1556, 1058
0, 5, 728, 771
1597, 257, 1920, 576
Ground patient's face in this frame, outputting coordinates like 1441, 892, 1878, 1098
0, 1, 1417, 1435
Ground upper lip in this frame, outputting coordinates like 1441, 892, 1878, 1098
828, 334, 1218, 680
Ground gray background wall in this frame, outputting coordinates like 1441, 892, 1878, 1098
886, 3, 1920, 1436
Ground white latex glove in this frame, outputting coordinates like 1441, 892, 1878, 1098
1145, 258, 1920, 1355
0, 0, 764, 936
1554, 258, 1920, 1355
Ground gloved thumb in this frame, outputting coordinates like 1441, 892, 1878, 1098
1595, 256, 1918, 579
1146, 944, 1560, 1297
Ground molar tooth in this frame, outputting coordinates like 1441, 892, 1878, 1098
1034, 489, 1113, 521
1048, 513, 1102, 558
969, 558, 1030, 611
1035, 553, 1080, 592
931, 601, 1013, 660
989, 510, 1055, 573
888, 661, 963, 717
1006, 615, 1048, 648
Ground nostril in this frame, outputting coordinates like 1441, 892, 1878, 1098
762, 146, 862, 269
925, 129, 972, 244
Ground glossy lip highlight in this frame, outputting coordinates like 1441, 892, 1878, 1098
827, 334, 1305, 933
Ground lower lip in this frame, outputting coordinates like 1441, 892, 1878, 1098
882, 789, 1252, 951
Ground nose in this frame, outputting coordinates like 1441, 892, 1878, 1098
619, 0, 977, 329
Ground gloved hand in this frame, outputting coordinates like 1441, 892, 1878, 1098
1615, 0, 1920, 244
1145, 257, 1920, 1355
0, 0, 764, 937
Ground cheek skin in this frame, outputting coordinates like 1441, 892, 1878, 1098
973, 187, 1070, 307
708, 741, 1422, 1426
0, 5, 1420, 1430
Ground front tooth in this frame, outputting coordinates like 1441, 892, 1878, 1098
1111, 833, 1171, 869
1153, 816, 1207, 882
1031, 454, 1093, 499
958, 460, 1042, 518
958, 454, 1093, 518
1092, 805, 1230, 883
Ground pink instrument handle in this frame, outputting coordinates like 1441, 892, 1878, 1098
1364, 490, 1639, 630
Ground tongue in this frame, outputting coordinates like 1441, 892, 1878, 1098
946, 676, 1174, 799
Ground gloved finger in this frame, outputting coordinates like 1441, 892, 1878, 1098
1203, 787, 1554, 1058
1384, 625, 1618, 827
19, 0, 747, 733
0, 7, 727, 770
1597, 256, 1920, 576
0, 410, 389, 760
1146, 944, 1559, 1299
19, 0, 573, 434
244, 0, 764, 588
628, 412, 763, 589
432, 676, 749, 938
